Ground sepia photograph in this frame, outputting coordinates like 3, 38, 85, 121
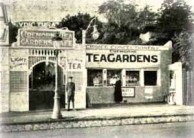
0, 0, 194, 137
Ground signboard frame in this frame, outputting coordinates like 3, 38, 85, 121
17, 28, 75, 48
122, 87, 135, 97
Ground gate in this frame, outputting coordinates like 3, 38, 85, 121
168, 62, 183, 105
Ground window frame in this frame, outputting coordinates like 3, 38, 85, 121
87, 68, 103, 87
143, 68, 160, 86
106, 69, 122, 87
86, 68, 160, 87
125, 69, 140, 86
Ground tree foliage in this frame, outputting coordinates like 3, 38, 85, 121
98, 0, 157, 44
153, 0, 194, 68
99, 0, 137, 28
157, 0, 193, 38
172, 32, 193, 69
57, 13, 103, 43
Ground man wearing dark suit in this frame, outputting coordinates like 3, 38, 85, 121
114, 75, 123, 103
66, 76, 75, 111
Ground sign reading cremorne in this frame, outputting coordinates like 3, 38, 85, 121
18, 29, 74, 47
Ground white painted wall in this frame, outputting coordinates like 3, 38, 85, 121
169, 62, 183, 105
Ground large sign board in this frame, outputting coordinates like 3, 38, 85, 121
18, 29, 74, 48
86, 48, 161, 68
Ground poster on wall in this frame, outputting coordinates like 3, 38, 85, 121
9, 49, 28, 71
10, 57, 28, 71
122, 87, 135, 97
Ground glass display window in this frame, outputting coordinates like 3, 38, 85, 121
126, 71, 140, 86
144, 71, 157, 86
87, 69, 103, 86
107, 70, 121, 86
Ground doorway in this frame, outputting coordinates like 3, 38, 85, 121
29, 62, 65, 110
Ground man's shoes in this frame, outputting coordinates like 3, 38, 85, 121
67, 109, 70, 111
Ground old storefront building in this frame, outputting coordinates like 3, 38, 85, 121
85, 43, 172, 105
0, 23, 175, 112
7, 28, 86, 111
1, 2, 183, 113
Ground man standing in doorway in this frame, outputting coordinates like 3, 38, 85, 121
66, 76, 75, 111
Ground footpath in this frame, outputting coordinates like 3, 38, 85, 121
0, 104, 194, 132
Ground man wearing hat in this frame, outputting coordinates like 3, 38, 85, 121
66, 76, 75, 111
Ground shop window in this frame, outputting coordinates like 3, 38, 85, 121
107, 70, 121, 86
126, 71, 140, 86
87, 69, 103, 86
144, 71, 157, 86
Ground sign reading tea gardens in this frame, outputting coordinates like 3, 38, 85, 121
86, 53, 158, 63
18, 29, 75, 48
86, 44, 161, 68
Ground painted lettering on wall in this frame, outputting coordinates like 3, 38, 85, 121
68, 63, 82, 69
67, 59, 83, 70
86, 53, 158, 63
10, 57, 27, 69
86, 44, 160, 51
15, 21, 58, 28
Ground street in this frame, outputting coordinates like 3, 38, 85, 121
2, 122, 194, 138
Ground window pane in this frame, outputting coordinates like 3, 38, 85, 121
107, 70, 121, 86
144, 71, 157, 86
126, 71, 140, 86
87, 69, 102, 86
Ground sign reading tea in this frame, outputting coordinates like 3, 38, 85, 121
18, 29, 74, 48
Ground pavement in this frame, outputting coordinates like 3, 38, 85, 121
0, 104, 194, 132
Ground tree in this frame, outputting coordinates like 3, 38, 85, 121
57, 13, 103, 43
98, 0, 157, 44
157, 0, 193, 39
99, 0, 137, 28
153, 0, 194, 69
172, 32, 193, 70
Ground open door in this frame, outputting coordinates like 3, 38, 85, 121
29, 62, 66, 110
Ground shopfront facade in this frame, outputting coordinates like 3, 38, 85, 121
1, 28, 87, 112
0, 25, 173, 112
85, 43, 172, 105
